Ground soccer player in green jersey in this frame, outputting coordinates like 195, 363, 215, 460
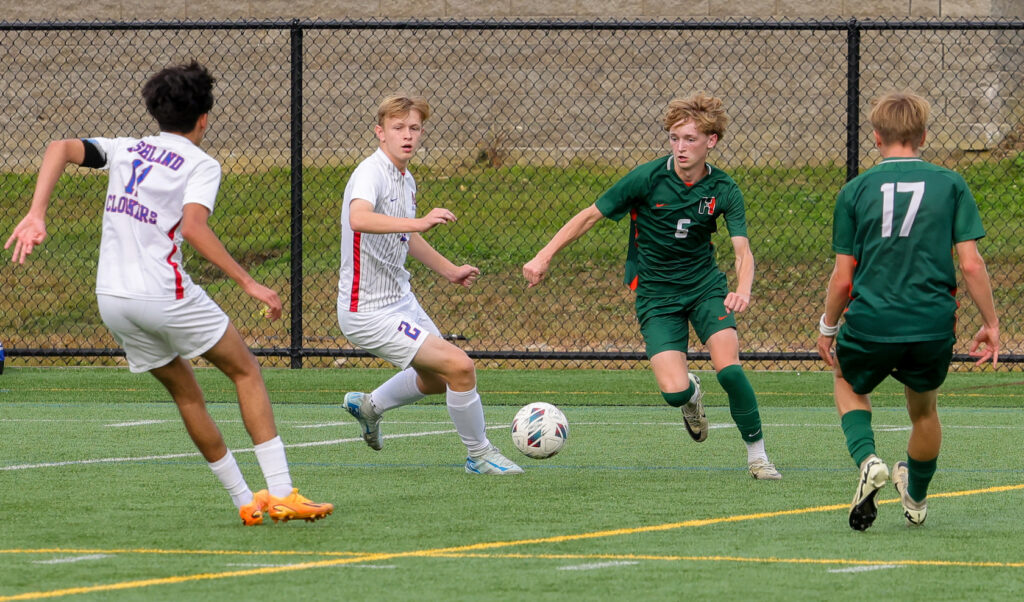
816, 91, 999, 531
524, 92, 781, 480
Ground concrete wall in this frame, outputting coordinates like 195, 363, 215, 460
0, 0, 1022, 20
0, 5, 1019, 172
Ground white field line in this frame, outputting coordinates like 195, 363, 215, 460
0, 425, 508, 472
557, 560, 640, 571
4, 418, 1020, 431
33, 554, 112, 564
104, 420, 170, 427
828, 564, 904, 573
3, 416, 1019, 472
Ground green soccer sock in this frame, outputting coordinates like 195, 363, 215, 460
716, 365, 763, 443
840, 410, 876, 468
907, 455, 937, 503
661, 383, 695, 408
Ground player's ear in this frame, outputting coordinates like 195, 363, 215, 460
706, 133, 718, 149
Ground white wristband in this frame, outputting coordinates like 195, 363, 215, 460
819, 314, 839, 337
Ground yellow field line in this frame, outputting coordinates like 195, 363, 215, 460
4, 482, 1023, 601
423, 551, 1024, 569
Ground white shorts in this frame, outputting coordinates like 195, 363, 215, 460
97, 291, 230, 373
338, 292, 440, 369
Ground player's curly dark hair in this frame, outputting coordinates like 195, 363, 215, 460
141, 61, 215, 133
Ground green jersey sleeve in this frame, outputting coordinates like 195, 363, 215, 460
952, 174, 986, 243
595, 166, 649, 222
721, 184, 748, 238
595, 167, 647, 286
832, 187, 855, 255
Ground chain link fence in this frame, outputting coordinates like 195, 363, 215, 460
1, 18, 1021, 370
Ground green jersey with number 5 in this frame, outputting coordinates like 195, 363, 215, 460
595, 156, 747, 298
832, 157, 986, 343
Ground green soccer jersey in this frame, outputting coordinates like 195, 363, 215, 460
595, 156, 748, 298
832, 157, 986, 342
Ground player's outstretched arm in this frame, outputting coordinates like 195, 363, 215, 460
956, 239, 999, 366
181, 203, 283, 320
5, 139, 86, 264
523, 204, 604, 288
408, 233, 479, 287
816, 254, 855, 367
724, 236, 754, 313
349, 200, 455, 234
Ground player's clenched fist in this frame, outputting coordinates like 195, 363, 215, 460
522, 256, 549, 288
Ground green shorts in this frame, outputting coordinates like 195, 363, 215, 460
636, 275, 735, 358
836, 329, 955, 394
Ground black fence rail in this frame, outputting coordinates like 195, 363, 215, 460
1, 18, 1021, 370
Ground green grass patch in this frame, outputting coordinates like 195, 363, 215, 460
3, 156, 1022, 357
2, 368, 1023, 600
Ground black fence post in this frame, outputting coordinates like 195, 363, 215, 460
289, 20, 304, 369
845, 17, 861, 182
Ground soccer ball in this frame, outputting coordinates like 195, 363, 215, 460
510, 402, 569, 459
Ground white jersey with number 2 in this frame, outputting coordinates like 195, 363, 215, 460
338, 148, 417, 313
87, 132, 220, 301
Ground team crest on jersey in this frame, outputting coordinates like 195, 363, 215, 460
698, 197, 716, 215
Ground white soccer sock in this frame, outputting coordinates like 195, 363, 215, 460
372, 368, 426, 413
446, 386, 489, 455
253, 435, 293, 498
208, 450, 253, 509
745, 438, 769, 464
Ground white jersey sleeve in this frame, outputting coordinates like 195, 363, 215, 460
92, 132, 222, 301
182, 158, 220, 214
346, 163, 383, 210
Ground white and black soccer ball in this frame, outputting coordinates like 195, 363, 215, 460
510, 402, 568, 459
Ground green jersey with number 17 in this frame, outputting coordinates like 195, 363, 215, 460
595, 156, 747, 298
832, 157, 985, 343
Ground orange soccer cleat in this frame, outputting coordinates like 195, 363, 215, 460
265, 489, 334, 523
239, 490, 270, 526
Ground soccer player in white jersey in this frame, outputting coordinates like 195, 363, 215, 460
5, 61, 332, 525
338, 95, 522, 474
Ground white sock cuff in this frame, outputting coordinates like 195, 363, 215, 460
253, 435, 284, 454
372, 368, 426, 412
445, 386, 479, 408
254, 435, 292, 497
207, 450, 252, 509
208, 449, 235, 471
745, 438, 768, 462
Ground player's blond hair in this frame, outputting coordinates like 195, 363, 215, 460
662, 92, 728, 139
377, 95, 430, 126
870, 91, 930, 146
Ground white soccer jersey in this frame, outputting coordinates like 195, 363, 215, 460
338, 148, 417, 312
88, 133, 220, 301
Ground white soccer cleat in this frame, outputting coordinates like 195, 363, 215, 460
748, 458, 782, 480
893, 461, 928, 526
344, 392, 382, 451
465, 444, 524, 475
849, 455, 889, 531
681, 373, 708, 443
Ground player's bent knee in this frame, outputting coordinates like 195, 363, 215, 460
447, 351, 476, 381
